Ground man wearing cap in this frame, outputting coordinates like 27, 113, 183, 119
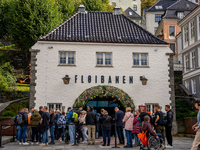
67, 107, 75, 145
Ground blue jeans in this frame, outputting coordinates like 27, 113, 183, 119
117, 126, 124, 144
101, 126, 104, 137
50, 125, 55, 142
42, 129, 49, 143
125, 130, 132, 146
19, 126, 27, 143
59, 127, 65, 138
69, 124, 75, 143
82, 126, 88, 141
133, 133, 139, 145
103, 130, 111, 145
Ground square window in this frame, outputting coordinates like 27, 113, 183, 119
96, 53, 112, 66
48, 103, 62, 112
177, 12, 184, 19
133, 53, 148, 66
155, 14, 162, 22
59, 51, 75, 65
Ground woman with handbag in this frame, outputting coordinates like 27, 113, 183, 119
100, 110, 113, 146
30, 109, 41, 145
122, 107, 134, 148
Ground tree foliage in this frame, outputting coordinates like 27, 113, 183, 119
105, 5, 126, 15
81, 0, 107, 11
141, 0, 158, 12
8, 0, 62, 52
56, 0, 75, 21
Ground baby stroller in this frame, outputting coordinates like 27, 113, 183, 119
138, 130, 165, 150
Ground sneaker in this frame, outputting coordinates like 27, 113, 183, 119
39, 143, 46, 146
19, 142, 22, 145
124, 145, 130, 148
167, 145, 173, 149
81, 141, 86, 144
70, 143, 74, 146
46, 143, 48, 146
49, 141, 55, 145
31, 142, 34, 145
35, 142, 39, 145
102, 144, 106, 146
23, 142, 29, 145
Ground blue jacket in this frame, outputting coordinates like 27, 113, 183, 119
67, 109, 74, 123
115, 110, 124, 127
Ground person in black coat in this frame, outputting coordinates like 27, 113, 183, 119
139, 111, 153, 125
165, 105, 173, 148
100, 110, 113, 146
49, 109, 55, 145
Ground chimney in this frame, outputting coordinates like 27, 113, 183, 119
78, 4, 86, 13
114, 6, 122, 15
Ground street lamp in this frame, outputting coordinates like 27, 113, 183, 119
62, 75, 71, 84
140, 76, 148, 85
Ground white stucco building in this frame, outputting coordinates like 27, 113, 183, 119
30, 6, 175, 129
109, 0, 141, 16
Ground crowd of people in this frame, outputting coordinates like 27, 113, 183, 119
14, 104, 174, 148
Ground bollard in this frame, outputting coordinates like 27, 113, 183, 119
0, 124, 4, 148
13, 125, 15, 142
112, 123, 120, 148
72, 123, 78, 146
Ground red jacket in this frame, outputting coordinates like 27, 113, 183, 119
132, 115, 140, 133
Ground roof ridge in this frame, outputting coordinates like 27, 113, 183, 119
121, 14, 167, 43
39, 12, 80, 40
167, 0, 197, 9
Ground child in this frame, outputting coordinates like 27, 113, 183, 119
142, 115, 158, 139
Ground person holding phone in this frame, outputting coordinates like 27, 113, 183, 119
191, 100, 200, 150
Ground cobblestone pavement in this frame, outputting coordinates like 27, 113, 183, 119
2, 137, 193, 150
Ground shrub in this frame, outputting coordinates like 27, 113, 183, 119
2, 111, 16, 117
4, 101, 29, 115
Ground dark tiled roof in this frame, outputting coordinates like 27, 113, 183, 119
125, 7, 142, 19
39, 11, 167, 44
163, 0, 197, 19
147, 0, 177, 12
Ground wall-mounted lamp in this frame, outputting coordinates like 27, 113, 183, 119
62, 75, 71, 84
140, 76, 148, 85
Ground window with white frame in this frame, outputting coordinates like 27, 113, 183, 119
191, 21, 195, 39
169, 26, 175, 38
185, 80, 189, 90
177, 12, 184, 19
154, 27, 158, 34
133, 5, 137, 11
184, 26, 188, 43
155, 14, 162, 22
146, 104, 157, 114
96, 52, 112, 66
191, 79, 196, 94
185, 54, 189, 71
133, 53, 148, 66
191, 51, 195, 69
48, 103, 62, 112
59, 51, 75, 65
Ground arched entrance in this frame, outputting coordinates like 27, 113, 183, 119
73, 85, 134, 113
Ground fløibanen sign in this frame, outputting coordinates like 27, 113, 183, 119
73, 75, 134, 84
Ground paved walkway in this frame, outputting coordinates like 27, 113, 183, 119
2, 137, 193, 150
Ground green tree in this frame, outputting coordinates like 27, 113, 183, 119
141, 0, 158, 12
56, 0, 75, 21
81, 0, 105, 11
105, 5, 126, 14
8, 0, 62, 52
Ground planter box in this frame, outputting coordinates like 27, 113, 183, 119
0, 118, 16, 136
185, 118, 197, 134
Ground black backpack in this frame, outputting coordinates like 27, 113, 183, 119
158, 111, 167, 125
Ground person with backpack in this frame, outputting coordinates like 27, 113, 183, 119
67, 107, 76, 145
17, 108, 29, 145
30, 109, 41, 145
122, 107, 134, 148
39, 106, 50, 146
86, 106, 97, 145
49, 109, 55, 145
154, 104, 165, 144
165, 105, 173, 149
100, 110, 113, 146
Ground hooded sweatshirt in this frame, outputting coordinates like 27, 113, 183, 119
67, 109, 74, 123
31, 112, 41, 126
122, 111, 134, 131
